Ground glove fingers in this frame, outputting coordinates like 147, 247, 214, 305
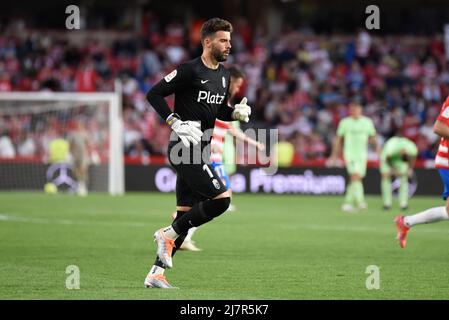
189, 131, 202, 142
179, 135, 190, 147
187, 125, 203, 140
190, 126, 204, 138
184, 121, 203, 139
239, 97, 247, 105
188, 121, 202, 128
187, 135, 199, 145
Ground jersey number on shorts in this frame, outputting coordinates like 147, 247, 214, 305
203, 164, 221, 190
202, 164, 214, 178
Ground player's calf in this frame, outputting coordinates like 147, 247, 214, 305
154, 196, 231, 268
171, 197, 231, 235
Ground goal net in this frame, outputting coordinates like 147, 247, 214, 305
0, 92, 124, 195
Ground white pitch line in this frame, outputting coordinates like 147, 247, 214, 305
281, 223, 449, 235
1, 213, 448, 235
0, 214, 149, 228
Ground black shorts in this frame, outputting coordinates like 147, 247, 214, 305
168, 142, 227, 207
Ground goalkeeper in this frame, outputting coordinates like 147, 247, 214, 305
380, 135, 417, 210
144, 18, 251, 289
179, 66, 265, 251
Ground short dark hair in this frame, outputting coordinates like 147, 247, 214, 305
200, 18, 233, 43
349, 95, 364, 106
229, 66, 244, 79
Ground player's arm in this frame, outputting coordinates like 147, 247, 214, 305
384, 154, 393, 166
433, 119, 449, 139
146, 65, 203, 147
401, 153, 416, 177
407, 142, 418, 172
328, 120, 345, 163
216, 105, 235, 121
228, 126, 265, 150
408, 154, 416, 169
369, 135, 381, 158
146, 65, 190, 121
367, 118, 380, 157
329, 135, 343, 160
326, 135, 344, 167
217, 97, 251, 122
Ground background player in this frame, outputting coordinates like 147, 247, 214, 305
395, 96, 449, 248
144, 18, 251, 288
68, 121, 91, 197
45, 135, 73, 193
380, 134, 417, 211
179, 66, 265, 251
328, 98, 379, 212
212, 66, 265, 211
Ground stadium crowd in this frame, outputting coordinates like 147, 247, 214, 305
0, 18, 447, 164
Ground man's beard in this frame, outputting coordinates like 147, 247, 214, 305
212, 46, 228, 62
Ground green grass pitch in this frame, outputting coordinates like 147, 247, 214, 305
1, 192, 449, 299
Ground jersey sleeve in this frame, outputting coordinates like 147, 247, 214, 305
407, 141, 418, 157
336, 120, 346, 137
216, 105, 235, 121
367, 119, 376, 136
437, 96, 449, 126
381, 139, 393, 158
146, 63, 193, 121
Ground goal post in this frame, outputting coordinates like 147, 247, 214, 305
0, 90, 124, 195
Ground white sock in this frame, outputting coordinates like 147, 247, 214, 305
404, 207, 449, 227
184, 227, 197, 242
77, 181, 87, 196
149, 265, 164, 276
163, 225, 179, 240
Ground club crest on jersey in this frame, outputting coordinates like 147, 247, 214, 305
222, 76, 226, 88
164, 70, 177, 83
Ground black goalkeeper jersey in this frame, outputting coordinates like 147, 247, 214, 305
146, 57, 234, 134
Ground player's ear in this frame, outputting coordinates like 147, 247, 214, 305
202, 37, 210, 48
203, 35, 214, 48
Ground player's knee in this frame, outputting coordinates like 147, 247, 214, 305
176, 206, 192, 212
211, 197, 231, 217
214, 190, 231, 199
203, 197, 231, 219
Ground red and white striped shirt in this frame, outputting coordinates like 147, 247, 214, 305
210, 119, 231, 163
435, 95, 449, 169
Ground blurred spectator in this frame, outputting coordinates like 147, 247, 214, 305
420, 117, 439, 145
17, 132, 36, 156
0, 19, 448, 163
0, 73, 12, 91
0, 131, 16, 157
75, 61, 98, 92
